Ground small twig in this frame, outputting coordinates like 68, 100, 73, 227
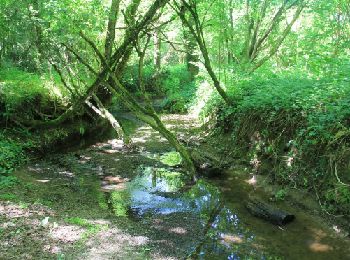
334, 163, 350, 186
314, 185, 344, 218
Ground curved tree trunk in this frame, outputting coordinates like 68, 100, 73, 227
175, 1, 232, 105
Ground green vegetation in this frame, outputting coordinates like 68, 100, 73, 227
0, 66, 71, 177
0, 66, 69, 127
0, 0, 348, 214
65, 217, 108, 243
198, 68, 350, 214
108, 190, 130, 217
0, 176, 18, 189
1, 0, 350, 258
121, 64, 196, 112
160, 151, 183, 166
159, 65, 196, 113
0, 134, 25, 175
0, 193, 18, 200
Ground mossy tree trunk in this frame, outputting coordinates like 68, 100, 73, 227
173, 1, 232, 106
180, 7, 199, 80
17, 0, 196, 177
135, 35, 196, 177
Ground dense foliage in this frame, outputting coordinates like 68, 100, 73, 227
1, 0, 349, 215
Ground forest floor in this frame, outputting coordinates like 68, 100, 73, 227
1, 113, 350, 259
0, 114, 204, 259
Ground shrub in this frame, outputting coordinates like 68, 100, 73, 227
121, 63, 197, 113
0, 132, 25, 175
121, 63, 157, 94
159, 64, 196, 113
202, 68, 350, 214
0, 66, 68, 124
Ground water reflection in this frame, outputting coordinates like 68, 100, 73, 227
125, 166, 192, 216
103, 164, 267, 259
196, 205, 263, 259
16, 150, 348, 259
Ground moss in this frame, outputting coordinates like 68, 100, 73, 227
160, 151, 182, 166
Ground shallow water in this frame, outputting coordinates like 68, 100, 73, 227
11, 153, 350, 259
6, 114, 350, 259
120, 164, 350, 259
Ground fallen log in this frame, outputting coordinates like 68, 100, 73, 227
246, 198, 295, 225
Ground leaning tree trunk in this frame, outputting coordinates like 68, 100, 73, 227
85, 93, 130, 143
106, 78, 197, 178
133, 35, 196, 177
176, 1, 232, 105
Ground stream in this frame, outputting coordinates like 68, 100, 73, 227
1, 114, 350, 259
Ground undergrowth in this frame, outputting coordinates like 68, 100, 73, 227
201, 68, 350, 216
0, 131, 27, 175
122, 64, 196, 113
0, 66, 80, 179
159, 64, 196, 113
0, 65, 69, 124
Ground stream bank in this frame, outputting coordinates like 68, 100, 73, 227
1, 114, 350, 259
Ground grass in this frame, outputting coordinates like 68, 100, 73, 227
0, 66, 69, 118
65, 217, 92, 227
65, 217, 108, 241
0, 66, 68, 97
0, 66, 93, 177
0, 193, 18, 200
0, 176, 19, 189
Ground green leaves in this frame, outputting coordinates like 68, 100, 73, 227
160, 64, 196, 113
0, 133, 24, 175
160, 151, 183, 166
0, 176, 18, 189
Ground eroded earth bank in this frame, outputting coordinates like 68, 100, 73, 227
1, 114, 350, 260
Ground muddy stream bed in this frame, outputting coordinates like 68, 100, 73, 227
1, 114, 350, 259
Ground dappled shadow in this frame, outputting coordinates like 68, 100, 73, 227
3, 113, 350, 259
81, 227, 150, 259
0, 201, 85, 258
79, 212, 203, 260
211, 169, 350, 259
